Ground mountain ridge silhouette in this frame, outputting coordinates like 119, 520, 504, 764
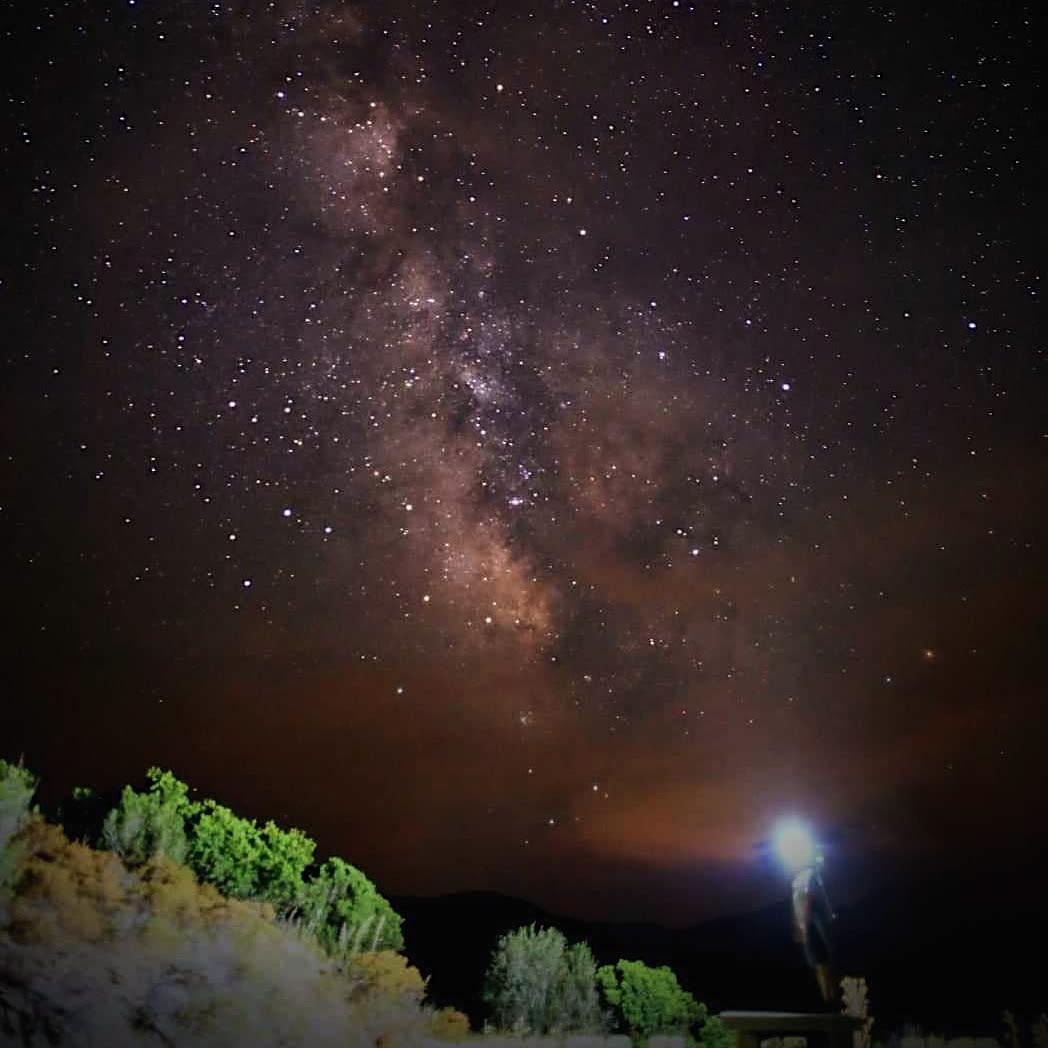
392, 867, 1048, 1036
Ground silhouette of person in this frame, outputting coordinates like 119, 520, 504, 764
791, 855, 837, 1006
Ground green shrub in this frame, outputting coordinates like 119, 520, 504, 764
186, 799, 265, 898
0, 759, 36, 850
100, 767, 193, 867
53, 766, 393, 968
0, 758, 37, 889
297, 856, 404, 957
254, 819, 316, 911
696, 1012, 736, 1048
597, 958, 703, 1041
132, 782, 315, 914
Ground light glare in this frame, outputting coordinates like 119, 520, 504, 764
773, 817, 816, 872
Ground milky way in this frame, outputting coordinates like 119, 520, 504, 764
5, 0, 1044, 922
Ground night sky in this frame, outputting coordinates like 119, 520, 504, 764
4, 1, 1045, 928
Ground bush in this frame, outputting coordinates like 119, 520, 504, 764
101, 767, 193, 867
297, 857, 405, 957
556, 939, 608, 1034
47, 766, 397, 966
175, 790, 313, 913
597, 959, 704, 1041
0, 758, 37, 890
484, 923, 608, 1036
484, 922, 567, 1034
186, 799, 266, 899
348, 949, 427, 1004
0, 759, 36, 846
98, 770, 314, 914
0, 763, 428, 1045
430, 1006, 471, 1040
0, 817, 404, 1047
696, 1012, 735, 1048
255, 819, 315, 911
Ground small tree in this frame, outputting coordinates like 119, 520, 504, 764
483, 923, 607, 1036
555, 940, 608, 1034
597, 958, 703, 1041
484, 923, 567, 1034
101, 767, 194, 867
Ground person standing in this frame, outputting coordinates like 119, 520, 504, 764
790, 852, 837, 1006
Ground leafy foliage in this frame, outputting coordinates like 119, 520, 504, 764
484, 922, 566, 1034
483, 922, 608, 1036
94, 767, 403, 962
98, 770, 315, 915
185, 799, 264, 898
100, 767, 193, 867
597, 958, 703, 1040
696, 1011, 736, 1048
556, 939, 608, 1034
297, 857, 405, 956
185, 803, 316, 913
255, 819, 316, 910
0, 759, 36, 853
0, 758, 37, 890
